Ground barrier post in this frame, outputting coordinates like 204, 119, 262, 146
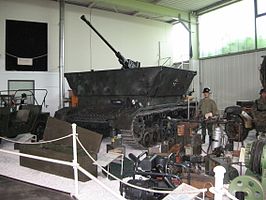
213, 165, 226, 200
72, 123, 79, 198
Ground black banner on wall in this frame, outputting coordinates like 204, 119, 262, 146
5, 20, 48, 71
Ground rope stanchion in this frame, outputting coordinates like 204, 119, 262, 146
70, 124, 126, 200
0, 123, 207, 199
209, 166, 239, 200
71, 124, 79, 198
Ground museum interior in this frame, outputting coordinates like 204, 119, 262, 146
0, 0, 266, 200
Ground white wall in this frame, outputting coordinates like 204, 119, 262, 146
0, 0, 60, 72
64, 4, 172, 71
199, 50, 266, 112
0, 0, 174, 115
0, 0, 60, 115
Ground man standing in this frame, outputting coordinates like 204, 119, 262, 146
198, 87, 218, 143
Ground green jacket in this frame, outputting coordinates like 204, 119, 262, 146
198, 97, 218, 117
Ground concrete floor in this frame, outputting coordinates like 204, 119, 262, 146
0, 175, 73, 200
0, 136, 139, 200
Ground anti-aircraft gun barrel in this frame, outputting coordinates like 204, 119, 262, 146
80, 15, 117, 55
80, 15, 140, 69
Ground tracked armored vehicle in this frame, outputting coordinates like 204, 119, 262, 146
55, 15, 196, 147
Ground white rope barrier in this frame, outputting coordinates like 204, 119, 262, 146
0, 148, 125, 200
0, 130, 126, 200
0, 149, 73, 167
0, 134, 72, 145
0, 123, 207, 199
76, 137, 207, 196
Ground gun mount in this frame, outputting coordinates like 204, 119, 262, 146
55, 16, 197, 148
80, 15, 140, 69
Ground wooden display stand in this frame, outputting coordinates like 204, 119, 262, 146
19, 117, 102, 182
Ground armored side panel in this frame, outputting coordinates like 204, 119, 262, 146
56, 66, 196, 147
65, 66, 196, 106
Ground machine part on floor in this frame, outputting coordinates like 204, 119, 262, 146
229, 175, 264, 200
179, 133, 202, 160
224, 106, 250, 143
120, 179, 166, 200
55, 16, 197, 148
120, 152, 188, 200
0, 89, 49, 140
212, 126, 223, 150
244, 138, 266, 189
205, 155, 239, 184
175, 121, 202, 156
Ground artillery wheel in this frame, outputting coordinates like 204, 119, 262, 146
142, 132, 152, 147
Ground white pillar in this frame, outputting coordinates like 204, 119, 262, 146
213, 165, 226, 200
72, 123, 79, 198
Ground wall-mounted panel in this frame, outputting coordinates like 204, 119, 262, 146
6, 20, 48, 71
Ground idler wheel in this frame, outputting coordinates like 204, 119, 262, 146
142, 132, 152, 147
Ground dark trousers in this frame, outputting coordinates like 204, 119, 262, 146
201, 121, 213, 142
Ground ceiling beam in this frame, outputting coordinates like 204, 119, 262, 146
91, 0, 189, 20
195, 0, 240, 15
151, 0, 163, 4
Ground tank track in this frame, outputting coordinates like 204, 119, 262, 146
55, 103, 195, 148
120, 104, 194, 148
